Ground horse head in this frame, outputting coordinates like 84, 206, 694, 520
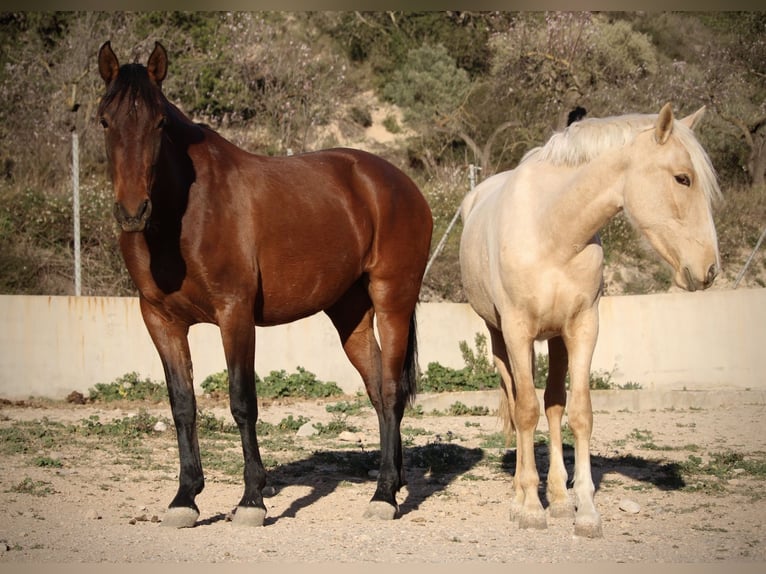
623, 103, 721, 292
98, 41, 169, 232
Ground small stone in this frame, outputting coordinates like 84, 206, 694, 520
337, 431, 361, 443
263, 485, 277, 497
85, 509, 101, 520
296, 421, 318, 437
153, 421, 167, 432
618, 498, 641, 514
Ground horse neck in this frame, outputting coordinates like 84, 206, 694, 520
152, 115, 198, 218
543, 150, 627, 252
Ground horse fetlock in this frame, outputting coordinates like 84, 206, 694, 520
547, 499, 576, 519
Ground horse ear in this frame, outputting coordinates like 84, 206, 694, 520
679, 106, 706, 131
147, 41, 168, 86
98, 41, 119, 84
655, 102, 674, 145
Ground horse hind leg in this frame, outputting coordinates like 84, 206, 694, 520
544, 336, 575, 520
487, 325, 525, 523
325, 285, 402, 520
365, 304, 417, 520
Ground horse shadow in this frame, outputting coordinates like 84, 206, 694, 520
500, 442, 686, 508
197, 441, 684, 526
258, 442, 485, 525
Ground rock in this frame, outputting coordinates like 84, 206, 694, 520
66, 391, 86, 404
263, 485, 277, 497
337, 431, 361, 443
296, 421, 318, 437
153, 420, 167, 432
618, 498, 641, 514
85, 508, 102, 520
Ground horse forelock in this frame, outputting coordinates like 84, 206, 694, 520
98, 63, 165, 119
671, 121, 723, 208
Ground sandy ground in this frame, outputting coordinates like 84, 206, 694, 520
0, 392, 764, 564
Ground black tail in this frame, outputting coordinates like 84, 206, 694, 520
402, 309, 419, 406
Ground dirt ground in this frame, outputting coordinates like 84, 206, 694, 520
0, 392, 764, 564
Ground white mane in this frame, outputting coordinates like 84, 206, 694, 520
521, 112, 722, 205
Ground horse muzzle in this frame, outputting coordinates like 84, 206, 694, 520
682, 263, 718, 292
114, 199, 152, 232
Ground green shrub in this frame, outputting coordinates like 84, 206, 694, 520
418, 333, 500, 392
201, 370, 230, 396
259, 367, 343, 399
88, 373, 168, 402
201, 367, 343, 399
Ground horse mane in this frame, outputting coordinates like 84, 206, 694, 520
522, 112, 722, 206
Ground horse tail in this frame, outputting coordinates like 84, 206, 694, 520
402, 309, 419, 406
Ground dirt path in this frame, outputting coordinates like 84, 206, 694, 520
0, 393, 764, 563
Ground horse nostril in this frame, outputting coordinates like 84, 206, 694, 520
705, 264, 718, 288
137, 199, 151, 220
113, 199, 151, 231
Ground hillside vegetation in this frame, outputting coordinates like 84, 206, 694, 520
0, 11, 764, 299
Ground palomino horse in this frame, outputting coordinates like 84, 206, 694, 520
459, 104, 721, 538
97, 41, 432, 527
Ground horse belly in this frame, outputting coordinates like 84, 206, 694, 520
255, 252, 362, 326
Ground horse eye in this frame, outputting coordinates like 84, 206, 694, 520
674, 174, 691, 187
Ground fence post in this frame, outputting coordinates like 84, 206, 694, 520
72, 130, 81, 296
423, 164, 481, 281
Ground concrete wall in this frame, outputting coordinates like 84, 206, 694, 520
0, 289, 764, 400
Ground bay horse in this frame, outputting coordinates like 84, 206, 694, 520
97, 41, 432, 528
459, 104, 721, 537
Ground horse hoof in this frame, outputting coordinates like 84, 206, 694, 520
232, 506, 266, 527
574, 516, 603, 538
161, 507, 199, 528
363, 501, 397, 520
518, 511, 548, 530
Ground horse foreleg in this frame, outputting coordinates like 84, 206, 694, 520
220, 314, 267, 527
504, 331, 547, 530
140, 301, 203, 528
563, 310, 603, 538
545, 336, 575, 519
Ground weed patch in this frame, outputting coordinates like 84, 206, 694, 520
8, 477, 56, 497
89, 372, 168, 403
201, 367, 343, 399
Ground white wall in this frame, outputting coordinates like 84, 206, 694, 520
0, 289, 763, 400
